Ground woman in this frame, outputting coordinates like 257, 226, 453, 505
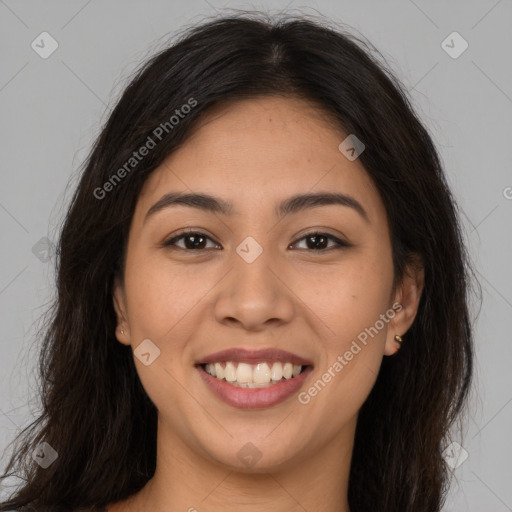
0, 11, 474, 512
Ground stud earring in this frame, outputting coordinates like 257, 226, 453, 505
120, 330, 124, 334
394, 334, 403, 350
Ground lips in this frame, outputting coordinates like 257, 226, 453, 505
195, 347, 314, 409
195, 347, 314, 367
197, 364, 313, 408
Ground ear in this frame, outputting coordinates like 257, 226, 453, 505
113, 277, 131, 346
384, 255, 424, 356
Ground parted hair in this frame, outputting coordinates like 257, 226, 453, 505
0, 11, 474, 512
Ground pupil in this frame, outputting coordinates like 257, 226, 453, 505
186, 234, 205, 249
308, 235, 327, 250
183, 234, 327, 250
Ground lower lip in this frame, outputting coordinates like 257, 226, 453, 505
197, 365, 313, 409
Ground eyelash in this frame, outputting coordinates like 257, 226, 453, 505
162, 228, 350, 253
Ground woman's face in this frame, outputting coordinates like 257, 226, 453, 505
114, 96, 422, 473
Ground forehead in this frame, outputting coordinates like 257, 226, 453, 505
136, 96, 385, 223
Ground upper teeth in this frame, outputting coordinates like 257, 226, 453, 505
204, 361, 303, 388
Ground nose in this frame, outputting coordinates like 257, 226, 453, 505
213, 242, 295, 332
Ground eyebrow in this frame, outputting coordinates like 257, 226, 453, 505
144, 191, 369, 223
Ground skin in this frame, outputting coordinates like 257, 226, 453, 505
109, 96, 424, 512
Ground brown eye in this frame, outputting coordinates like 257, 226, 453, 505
163, 230, 349, 252
290, 232, 349, 251
163, 231, 220, 251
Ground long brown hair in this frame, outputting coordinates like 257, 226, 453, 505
0, 11, 475, 512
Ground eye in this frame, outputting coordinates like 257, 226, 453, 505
162, 229, 349, 252
162, 229, 220, 251
290, 231, 350, 252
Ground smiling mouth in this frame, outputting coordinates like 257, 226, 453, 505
198, 361, 311, 388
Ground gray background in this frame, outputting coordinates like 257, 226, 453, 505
1, 0, 511, 510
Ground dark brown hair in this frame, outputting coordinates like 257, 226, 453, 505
0, 11, 475, 512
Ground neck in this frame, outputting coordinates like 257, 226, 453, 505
111, 416, 355, 512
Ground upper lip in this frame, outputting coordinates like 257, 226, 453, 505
195, 348, 313, 367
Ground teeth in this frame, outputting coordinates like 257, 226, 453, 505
214, 362, 224, 379
271, 362, 283, 381
224, 362, 236, 382
254, 363, 271, 384
236, 363, 253, 383
205, 363, 215, 377
202, 361, 305, 387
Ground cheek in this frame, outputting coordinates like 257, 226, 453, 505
295, 250, 393, 347
124, 249, 200, 340
123, 256, 204, 413
335, 256, 393, 362
294, 254, 393, 435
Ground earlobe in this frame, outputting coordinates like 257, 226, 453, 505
113, 277, 131, 346
384, 256, 425, 356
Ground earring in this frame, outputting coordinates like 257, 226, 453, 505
120, 330, 124, 334
394, 334, 403, 350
